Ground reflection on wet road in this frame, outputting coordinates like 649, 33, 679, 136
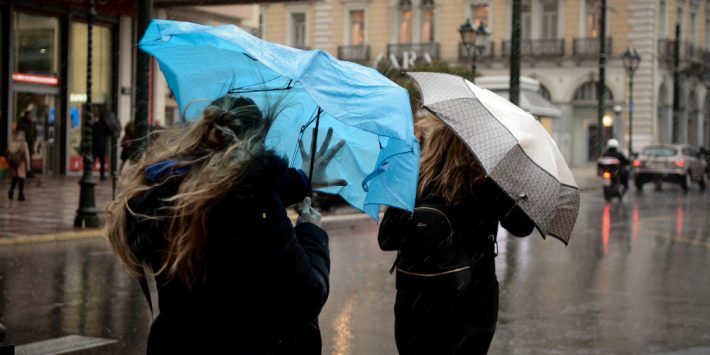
0, 188, 709, 354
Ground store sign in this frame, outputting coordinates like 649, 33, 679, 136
12, 73, 59, 86
373, 51, 434, 70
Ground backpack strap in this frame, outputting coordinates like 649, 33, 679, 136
139, 264, 160, 318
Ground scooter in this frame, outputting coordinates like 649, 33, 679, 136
597, 157, 625, 202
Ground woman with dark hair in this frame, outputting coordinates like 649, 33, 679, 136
378, 117, 535, 355
106, 95, 343, 354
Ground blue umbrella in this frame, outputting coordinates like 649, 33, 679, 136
139, 20, 419, 220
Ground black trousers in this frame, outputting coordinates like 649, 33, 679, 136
394, 266, 499, 355
93, 148, 106, 177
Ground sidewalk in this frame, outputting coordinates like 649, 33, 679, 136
0, 165, 600, 244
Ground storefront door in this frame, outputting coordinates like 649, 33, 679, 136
13, 91, 61, 175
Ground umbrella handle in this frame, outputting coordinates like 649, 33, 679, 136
307, 107, 323, 194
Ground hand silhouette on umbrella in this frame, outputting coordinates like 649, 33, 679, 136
299, 127, 347, 189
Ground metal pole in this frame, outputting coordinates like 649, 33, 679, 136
628, 75, 634, 156
134, 0, 153, 159
509, 0, 521, 105
672, 23, 681, 143
596, 0, 607, 157
471, 47, 477, 83
74, 0, 99, 228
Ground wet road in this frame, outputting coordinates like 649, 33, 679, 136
1, 187, 709, 354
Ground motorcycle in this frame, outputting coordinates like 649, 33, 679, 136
597, 157, 625, 202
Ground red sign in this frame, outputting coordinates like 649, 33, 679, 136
12, 73, 60, 86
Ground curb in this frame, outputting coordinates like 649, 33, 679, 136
1, 182, 599, 247
0, 229, 103, 246
0, 213, 373, 246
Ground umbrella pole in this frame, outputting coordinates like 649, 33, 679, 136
307, 107, 323, 193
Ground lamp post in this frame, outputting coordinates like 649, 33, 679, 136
74, 0, 99, 228
459, 19, 489, 83
622, 47, 641, 157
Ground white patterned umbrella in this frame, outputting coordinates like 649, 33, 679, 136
408, 72, 579, 243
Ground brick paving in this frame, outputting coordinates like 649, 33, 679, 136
0, 165, 600, 243
0, 174, 115, 241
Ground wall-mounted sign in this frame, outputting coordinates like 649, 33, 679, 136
12, 73, 59, 86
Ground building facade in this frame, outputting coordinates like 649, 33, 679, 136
1, 0, 136, 175
0, 0, 259, 175
262, 0, 710, 166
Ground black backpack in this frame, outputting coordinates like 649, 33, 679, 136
392, 203, 496, 291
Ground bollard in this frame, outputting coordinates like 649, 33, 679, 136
0, 322, 15, 355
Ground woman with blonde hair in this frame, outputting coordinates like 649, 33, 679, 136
106, 95, 343, 354
378, 117, 534, 354
6, 129, 31, 201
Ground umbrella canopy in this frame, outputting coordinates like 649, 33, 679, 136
139, 20, 420, 220
408, 72, 579, 243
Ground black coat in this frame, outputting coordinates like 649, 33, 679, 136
126, 150, 329, 354
602, 148, 630, 167
378, 179, 534, 355
92, 119, 109, 153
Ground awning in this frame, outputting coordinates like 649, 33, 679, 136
474, 76, 562, 118
490, 89, 562, 118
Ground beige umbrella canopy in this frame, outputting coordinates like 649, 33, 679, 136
408, 71, 579, 244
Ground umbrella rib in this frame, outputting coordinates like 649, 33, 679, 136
228, 80, 294, 94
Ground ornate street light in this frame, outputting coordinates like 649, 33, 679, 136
74, 0, 99, 228
459, 19, 490, 83
622, 47, 641, 157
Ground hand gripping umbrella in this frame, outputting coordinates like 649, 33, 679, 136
139, 20, 420, 220
408, 72, 579, 243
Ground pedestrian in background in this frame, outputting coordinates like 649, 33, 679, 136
106, 95, 343, 354
378, 117, 535, 355
16, 110, 36, 177
119, 121, 136, 173
91, 109, 110, 180
6, 129, 31, 201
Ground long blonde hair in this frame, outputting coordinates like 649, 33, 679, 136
417, 117, 486, 205
106, 95, 281, 287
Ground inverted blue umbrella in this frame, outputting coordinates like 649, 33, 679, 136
139, 20, 419, 220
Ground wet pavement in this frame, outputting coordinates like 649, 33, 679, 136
0, 176, 115, 240
0, 186, 709, 354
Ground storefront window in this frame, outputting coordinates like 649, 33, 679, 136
420, 0, 435, 43
69, 22, 112, 173
13, 12, 59, 76
349, 10, 365, 45
398, 0, 413, 43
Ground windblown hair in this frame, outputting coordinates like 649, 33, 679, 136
106, 95, 282, 287
417, 117, 486, 205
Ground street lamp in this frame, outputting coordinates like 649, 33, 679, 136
74, 0, 99, 228
622, 47, 641, 157
459, 19, 489, 83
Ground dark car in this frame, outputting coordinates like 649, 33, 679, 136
633, 144, 707, 191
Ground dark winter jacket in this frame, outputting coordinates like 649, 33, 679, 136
602, 148, 630, 167
126, 150, 329, 354
378, 178, 534, 290
92, 119, 109, 153
378, 179, 535, 354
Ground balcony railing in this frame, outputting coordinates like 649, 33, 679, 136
658, 39, 710, 69
457, 42, 495, 61
685, 43, 705, 65
337, 44, 371, 63
501, 39, 565, 58
387, 42, 440, 61
657, 38, 677, 65
572, 37, 612, 59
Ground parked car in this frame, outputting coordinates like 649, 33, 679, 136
633, 144, 707, 191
